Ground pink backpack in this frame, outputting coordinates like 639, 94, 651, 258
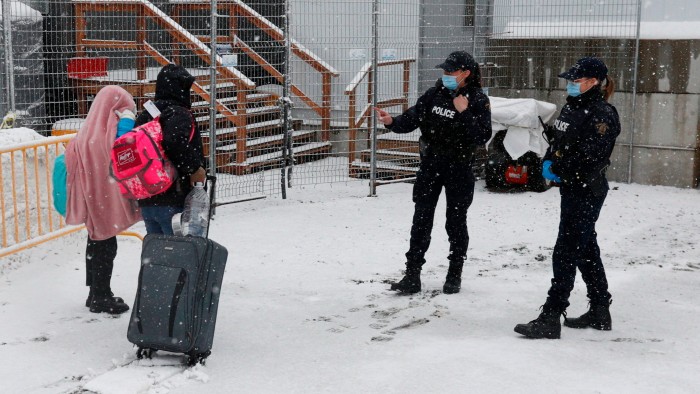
110, 116, 194, 199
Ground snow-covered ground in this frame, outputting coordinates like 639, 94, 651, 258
1, 179, 699, 393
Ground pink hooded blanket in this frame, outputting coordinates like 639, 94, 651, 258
65, 85, 142, 240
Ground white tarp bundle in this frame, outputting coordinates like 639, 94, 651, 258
488, 96, 558, 160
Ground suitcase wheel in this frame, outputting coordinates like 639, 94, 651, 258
136, 347, 157, 360
186, 350, 211, 366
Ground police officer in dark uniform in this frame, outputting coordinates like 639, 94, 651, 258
375, 51, 492, 294
514, 57, 621, 339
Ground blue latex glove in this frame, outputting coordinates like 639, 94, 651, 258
542, 160, 562, 183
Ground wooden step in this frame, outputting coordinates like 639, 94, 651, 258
376, 138, 418, 153
348, 160, 417, 180
190, 93, 275, 108
213, 130, 317, 166
217, 142, 332, 175
359, 149, 420, 167
201, 118, 303, 142
376, 130, 420, 153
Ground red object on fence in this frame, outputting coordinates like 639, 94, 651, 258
67, 57, 109, 79
505, 165, 529, 185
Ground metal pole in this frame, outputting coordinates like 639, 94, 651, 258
471, 0, 478, 56
2, 0, 16, 112
369, 0, 379, 197
280, 0, 292, 199
627, 0, 642, 184
209, 0, 218, 206
284, 0, 293, 190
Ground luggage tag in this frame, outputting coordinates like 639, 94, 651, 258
144, 100, 161, 118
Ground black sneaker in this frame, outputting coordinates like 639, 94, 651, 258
89, 295, 130, 314
514, 305, 564, 339
564, 302, 612, 330
390, 272, 421, 294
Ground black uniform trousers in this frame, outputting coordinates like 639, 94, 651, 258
547, 187, 612, 310
85, 236, 118, 297
405, 154, 475, 267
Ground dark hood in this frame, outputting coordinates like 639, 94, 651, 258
154, 64, 195, 108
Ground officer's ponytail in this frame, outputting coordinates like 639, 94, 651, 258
601, 76, 615, 102
467, 63, 483, 89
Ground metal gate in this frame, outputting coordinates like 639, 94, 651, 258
3, 0, 696, 202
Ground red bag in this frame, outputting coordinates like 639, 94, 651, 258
505, 165, 528, 185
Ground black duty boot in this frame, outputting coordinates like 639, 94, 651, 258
89, 294, 129, 314
514, 304, 564, 339
443, 260, 463, 294
86, 290, 124, 309
564, 301, 612, 330
390, 266, 421, 294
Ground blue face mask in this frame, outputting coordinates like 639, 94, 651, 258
567, 81, 582, 97
442, 75, 459, 90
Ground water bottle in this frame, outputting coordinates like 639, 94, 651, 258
180, 182, 209, 237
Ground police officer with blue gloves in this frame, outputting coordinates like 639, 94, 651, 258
515, 57, 621, 339
375, 51, 492, 294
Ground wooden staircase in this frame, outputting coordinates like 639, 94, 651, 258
71, 0, 337, 175
349, 131, 421, 180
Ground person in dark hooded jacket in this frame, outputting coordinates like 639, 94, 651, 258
376, 51, 492, 294
135, 64, 206, 235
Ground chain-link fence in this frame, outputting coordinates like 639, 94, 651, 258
1, 0, 697, 203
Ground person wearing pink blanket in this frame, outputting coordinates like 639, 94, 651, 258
64, 85, 142, 314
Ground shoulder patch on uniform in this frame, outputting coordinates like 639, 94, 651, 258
596, 122, 609, 135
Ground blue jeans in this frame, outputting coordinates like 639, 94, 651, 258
140, 206, 183, 235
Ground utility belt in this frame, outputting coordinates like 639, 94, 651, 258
419, 138, 476, 163
562, 163, 610, 196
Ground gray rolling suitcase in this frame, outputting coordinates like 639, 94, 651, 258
127, 177, 227, 365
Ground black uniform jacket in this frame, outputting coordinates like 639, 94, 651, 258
386, 79, 492, 162
135, 64, 205, 207
544, 85, 620, 194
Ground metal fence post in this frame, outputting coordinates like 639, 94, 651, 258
627, 0, 642, 184
280, 0, 293, 199
2, 0, 16, 112
369, 0, 379, 197
208, 0, 219, 217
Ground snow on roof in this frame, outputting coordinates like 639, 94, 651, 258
498, 21, 700, 40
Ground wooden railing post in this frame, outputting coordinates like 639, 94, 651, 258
402, 61, 411, 111
75, 4, 86, 56
235, 89, 248, 166
348, 92, 356, 163
321, 72, 332, 142
366, 69, 374, 146
137, 8, 146, 81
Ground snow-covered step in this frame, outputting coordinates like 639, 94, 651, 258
359, 148, 420, 166
215, 130, 316, 153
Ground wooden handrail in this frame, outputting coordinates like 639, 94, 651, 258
73, 0, 256, 90
345, 58, 416, 163
229, 0, 339, 77
229, 0, 337, 136
232, 36, 322, 114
